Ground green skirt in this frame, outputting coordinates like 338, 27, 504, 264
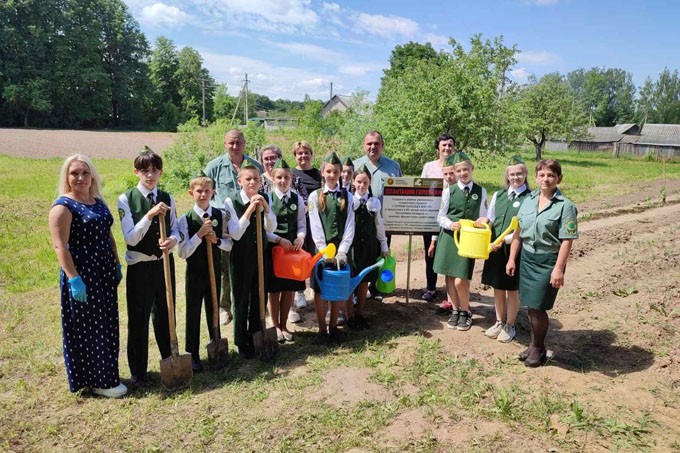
519, 248, 559, 310
433, 229, 475, 279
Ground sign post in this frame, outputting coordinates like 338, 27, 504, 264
382, 177, 443, 303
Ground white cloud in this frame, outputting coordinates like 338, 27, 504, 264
200, 50, 333, 100
510, 67, 533, 84
339, 63, 384, 76
422, 33, 450, 50
355, 13, 419, 39
140, 2, 189, 28
516, 50, 560, 65
268, 41, 342, 63
205, 0, 318, 28
321, 2, 340, 13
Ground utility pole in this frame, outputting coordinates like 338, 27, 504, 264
330, 82, 333, 100
201, 78, 206, 126
243, 73, 249, 126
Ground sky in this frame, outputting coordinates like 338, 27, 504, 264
122, 0, 680, 102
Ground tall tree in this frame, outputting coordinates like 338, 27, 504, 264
176, 46, 214, 124
516, 73, 587, 160
148, 36, 180, 129
637, 68, 680, 124
213, 83, 237, 121
376, 34, 519, 174
567, 67, 635, 126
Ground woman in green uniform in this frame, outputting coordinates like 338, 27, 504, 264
506, 159, 578, 367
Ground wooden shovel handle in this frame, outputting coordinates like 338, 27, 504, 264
205, 230, 219, 330
159, 215, 179, 351
255, 207, 266, 322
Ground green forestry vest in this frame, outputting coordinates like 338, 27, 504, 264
229, 192, 267, 254
447, 183, 484, 221
125, 188, 171, 258
316, 189, 349, 248
185, 208, 223, 270
272, 192, 299, 243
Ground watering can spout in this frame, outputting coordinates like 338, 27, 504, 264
349, 258, 384, 294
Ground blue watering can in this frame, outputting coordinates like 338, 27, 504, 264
314, 258, 385, 301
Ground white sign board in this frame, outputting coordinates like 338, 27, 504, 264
382, 177, 444, 235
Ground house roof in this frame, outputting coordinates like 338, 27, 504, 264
585, 127, 623, 143
637, 124, 680, 146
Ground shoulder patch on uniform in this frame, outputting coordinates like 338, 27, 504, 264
118, 208, 125, 221
224, 210, 231, 221
308, 201, 315, 212
566, 219, 577, 234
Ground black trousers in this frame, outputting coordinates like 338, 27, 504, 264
229, 249, 261, 351
185, 270, 220, 357
422, 234, 438, 291
126, 257, 175, 379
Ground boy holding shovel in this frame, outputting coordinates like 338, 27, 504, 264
177, 176, 232, 372
118, 148, 180, 387
223, 162, 277, 359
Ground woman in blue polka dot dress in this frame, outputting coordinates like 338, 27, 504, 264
49, 155, 127, 398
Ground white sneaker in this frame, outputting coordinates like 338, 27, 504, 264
93, 383, 127, 398
497, 324, 516, 343
295, 291, 307, 308
485, 320, 504, 339
288, 308, 302, 323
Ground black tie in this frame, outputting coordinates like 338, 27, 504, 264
509, 191, 516, 201
464, 187, 470, 198
147, 193, 155, 205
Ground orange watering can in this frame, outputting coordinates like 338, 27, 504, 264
273, 243, 336, 281
453, 217, 519, 259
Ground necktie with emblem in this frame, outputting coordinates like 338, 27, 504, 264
509, 191, 516, 201
147, 192, 155, 205
464, 186, 470, 198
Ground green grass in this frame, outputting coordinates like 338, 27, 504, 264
1, 150, 679, 451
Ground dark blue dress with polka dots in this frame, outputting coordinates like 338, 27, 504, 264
53, 196, 121, 392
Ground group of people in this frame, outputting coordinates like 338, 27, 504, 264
49, 128, 578, 398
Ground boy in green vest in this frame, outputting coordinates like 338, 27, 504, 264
223, 162, 277, 359
432, 152, 488, 332
118, 148, 180, 387
177, 176, 233, 372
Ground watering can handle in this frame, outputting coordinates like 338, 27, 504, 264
491, 216, 519, 248
313, 259, 324, 289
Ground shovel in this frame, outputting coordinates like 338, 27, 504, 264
252, 207, 278, 361
204, 215, 229, 369
158, 215, 193, 389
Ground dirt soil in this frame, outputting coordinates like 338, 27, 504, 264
3, 129, 679, 450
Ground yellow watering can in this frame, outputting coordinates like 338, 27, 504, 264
453, 217, 519, 259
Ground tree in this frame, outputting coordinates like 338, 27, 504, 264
213, 84, 237, 121
637, 68, 680, 124
176, 46, 214, 124
375, 34, 519, 174
567, 67, 636, 126
381, 41, 439, 81
148, 36, 180, 129
516, 73, 587, 160
2, 79, 52, 126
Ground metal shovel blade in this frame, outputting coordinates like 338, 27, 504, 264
252, 325, 278, 362
206, 337, 229, 369
160, 352, 193, 390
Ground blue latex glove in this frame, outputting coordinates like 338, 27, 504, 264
68, 276, 87, 302
115, 263, 123, 286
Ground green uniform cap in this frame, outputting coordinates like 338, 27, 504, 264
343, 157, 354, 167
355, 164, 371, 178
241, 160, 260, 171
324, 151, 342, 165
508, 155, 525, 165
273, 158, 290, 169
139, 145, 153, 155
445, 151, 470, 166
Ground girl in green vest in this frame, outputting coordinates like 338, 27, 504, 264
477, 156, 530, 344
266, 159, 306, 343
346, 165, 389, 330
433, 152, 488, 332
308, 152, 355, 344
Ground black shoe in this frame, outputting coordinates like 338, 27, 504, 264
456, 311, 473, 331
313, 331, 329, 345
191, 355, 204, 373
518, 348, 530, 362
328, 327, 346, 344
525, 350, 547, 368
356, 314, 370, 330
238, 346, 255, 360
129, 375, 147, 388
446, 310, 461, 329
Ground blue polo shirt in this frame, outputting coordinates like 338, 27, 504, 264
352, 155, 403, 201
